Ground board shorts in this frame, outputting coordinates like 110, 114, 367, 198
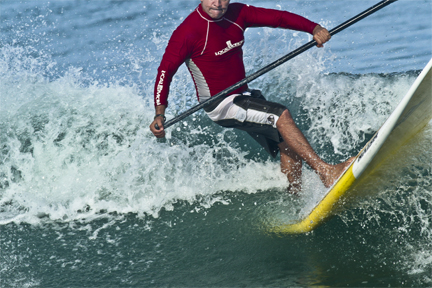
204, 90, 286, 158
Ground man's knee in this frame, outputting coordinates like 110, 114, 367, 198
281, 108, 293, 118
276, 108, 296, 128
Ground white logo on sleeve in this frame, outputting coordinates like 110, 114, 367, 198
155, 70, 166, 105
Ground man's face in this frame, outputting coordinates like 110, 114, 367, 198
200, 0, 230, 19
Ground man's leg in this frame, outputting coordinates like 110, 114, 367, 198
276, 109, 354, 188
278, 141, 302, 194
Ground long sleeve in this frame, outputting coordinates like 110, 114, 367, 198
240, 4, 317, 34
154, 25, 193, 107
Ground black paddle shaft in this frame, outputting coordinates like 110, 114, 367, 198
159, 0, 398, 130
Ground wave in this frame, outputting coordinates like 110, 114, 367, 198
0, 41, 428, 231
0, 45, 288, 225
1, 2, 431, 284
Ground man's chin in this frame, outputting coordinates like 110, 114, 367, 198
210, 10, 225, 19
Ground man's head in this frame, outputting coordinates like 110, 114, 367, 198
200, 0, 230, 19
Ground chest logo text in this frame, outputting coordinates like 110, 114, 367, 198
215, 40, 244, 56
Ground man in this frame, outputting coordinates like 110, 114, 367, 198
150, 0, 354, 193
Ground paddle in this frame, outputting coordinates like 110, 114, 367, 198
157, 0, 398, 130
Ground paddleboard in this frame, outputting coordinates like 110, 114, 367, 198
271, 58, 432, 234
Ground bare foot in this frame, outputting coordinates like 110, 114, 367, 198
287, 179, 302, 195
319, 156, 356, 188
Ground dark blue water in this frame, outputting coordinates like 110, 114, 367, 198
1, 0, 431, 287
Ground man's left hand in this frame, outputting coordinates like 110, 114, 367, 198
313, 25, 331, 48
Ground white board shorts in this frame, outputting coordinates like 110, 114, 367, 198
204, 90, 287, 158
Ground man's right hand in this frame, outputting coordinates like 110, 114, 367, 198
150, 116, 165, 138
150, 105, 167, 138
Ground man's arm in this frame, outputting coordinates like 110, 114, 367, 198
240, 4, 331, 47
150, 24, 192, 138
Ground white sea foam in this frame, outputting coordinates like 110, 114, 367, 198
0, 45, 289, 225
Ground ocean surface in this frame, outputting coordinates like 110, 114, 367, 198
1, 0, 431, 287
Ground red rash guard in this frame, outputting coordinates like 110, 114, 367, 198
154, 3, 318, 107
